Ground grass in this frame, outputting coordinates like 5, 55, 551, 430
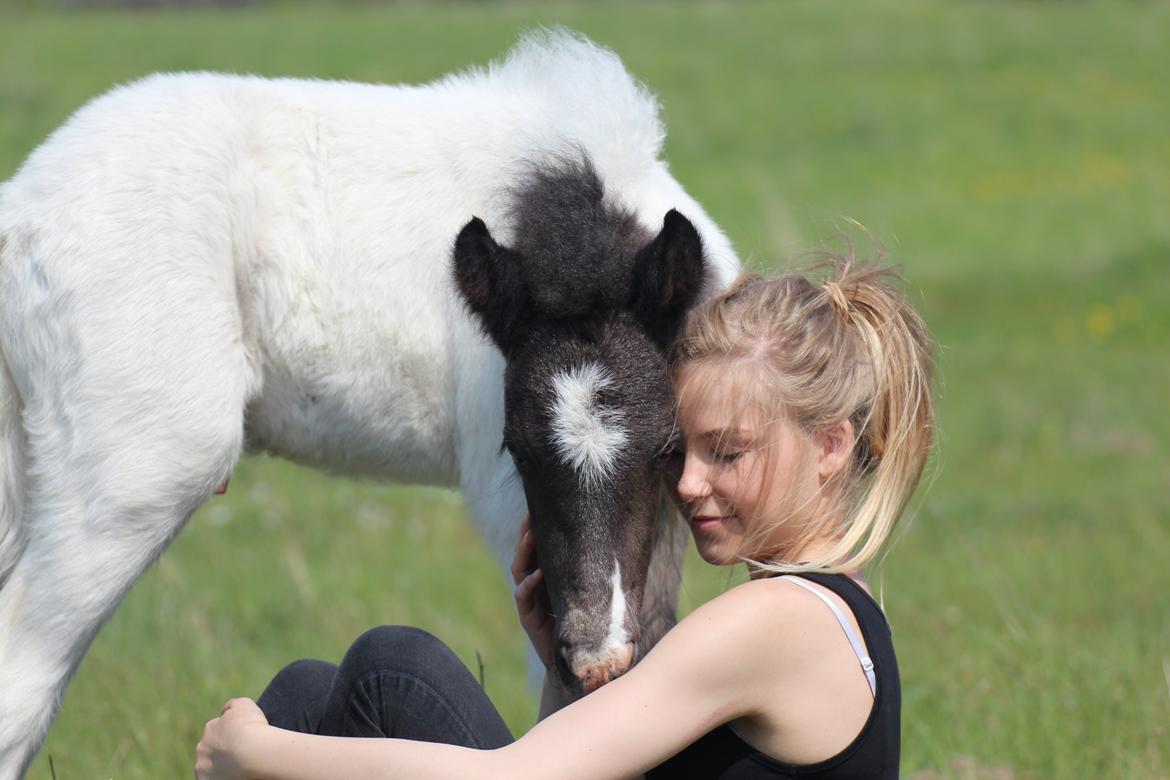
1, 1, 1168, 777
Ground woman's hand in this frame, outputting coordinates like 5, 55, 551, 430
511, 514, 556, 670
194, 697, 270, 780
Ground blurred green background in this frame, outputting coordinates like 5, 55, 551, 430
1, 2, 1168, 778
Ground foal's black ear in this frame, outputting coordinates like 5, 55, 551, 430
453, 217, 530, 351
630, 210, 706, 350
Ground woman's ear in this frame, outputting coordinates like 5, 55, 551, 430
817, 419, 855, 482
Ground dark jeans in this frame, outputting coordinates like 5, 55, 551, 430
257, 625, 515, 749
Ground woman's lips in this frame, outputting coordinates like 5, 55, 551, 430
690, 515, 730, 533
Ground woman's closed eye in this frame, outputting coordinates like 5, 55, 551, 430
713, 448, 743, 464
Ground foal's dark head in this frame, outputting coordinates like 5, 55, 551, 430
453, 158, 705, 694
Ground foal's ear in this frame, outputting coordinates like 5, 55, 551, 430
630, 210, 706, 350
453, 217, 530, 351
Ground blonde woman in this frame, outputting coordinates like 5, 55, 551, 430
196, 260, 935, 780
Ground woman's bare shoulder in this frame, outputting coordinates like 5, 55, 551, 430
693, 575, 830, 621
669, 578, 829, 661
682, 576, 860, 665
634, 577, 814, 689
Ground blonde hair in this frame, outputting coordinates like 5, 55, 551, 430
672, 252, 935, 574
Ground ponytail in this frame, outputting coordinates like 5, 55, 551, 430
808, 261, 935, 573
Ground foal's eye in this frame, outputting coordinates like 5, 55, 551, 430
502, 438, 528, 468
656, 439, 683, 461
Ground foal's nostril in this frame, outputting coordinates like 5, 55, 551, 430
567, 640, 637, 694
614, 641, 634, 672
577, 665, 611, 694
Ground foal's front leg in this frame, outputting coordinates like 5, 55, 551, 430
0, 412, 245, 780
0, 310, 253, 779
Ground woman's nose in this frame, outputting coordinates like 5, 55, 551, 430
676, 453, 711, 502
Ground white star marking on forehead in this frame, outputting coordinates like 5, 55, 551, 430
549, 362, 628, 488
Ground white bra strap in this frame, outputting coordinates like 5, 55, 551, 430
779, 576, 877, 698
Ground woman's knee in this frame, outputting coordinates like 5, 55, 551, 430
273, 658, 335, 685
344, 625, 455, 674
261, 658, 335, 700
257, 658, 336, 730
337, 625, 479, 694
327, 627, 510, 747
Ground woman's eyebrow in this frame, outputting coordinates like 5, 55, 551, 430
695, 428, 757, 444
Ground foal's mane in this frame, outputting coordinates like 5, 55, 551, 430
504, 153, 654, 325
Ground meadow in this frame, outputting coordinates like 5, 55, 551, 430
1, 2, 1168, 777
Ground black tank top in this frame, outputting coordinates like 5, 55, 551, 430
646, 572, 900, 779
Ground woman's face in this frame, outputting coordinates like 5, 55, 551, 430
669, 363, 821, 566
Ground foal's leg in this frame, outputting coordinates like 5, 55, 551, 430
0, 394, 250, 779
0, 403, 248, 779
0, 268, 256, 778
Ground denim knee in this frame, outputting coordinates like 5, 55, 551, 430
343, 625, 454, 678
317, 625, 512, 746
257, 658, 336, 732
269, 658, 336, 692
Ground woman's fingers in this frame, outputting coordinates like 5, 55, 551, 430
511, 516, 539, 585
514, 567, 555, 669
514, 567, 544, 606
511, 513, 556, 670
510, 530, 530, 584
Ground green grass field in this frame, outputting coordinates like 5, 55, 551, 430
1, 2, 1168, 777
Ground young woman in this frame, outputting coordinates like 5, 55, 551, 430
195, 260, 935, 780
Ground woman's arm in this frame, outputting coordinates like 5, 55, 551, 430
238, 726, 505, 780
198, 583, 789, 780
